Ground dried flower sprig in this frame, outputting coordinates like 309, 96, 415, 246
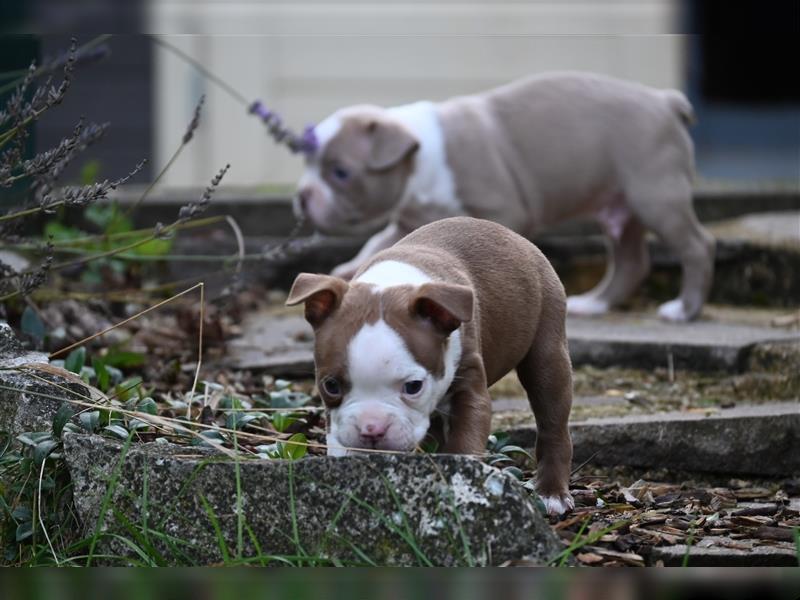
0, 159, 146, 225
0, 38, 76, 148
149, 36, 319, 157
0, 243, 53, 300
0, 119, 108, 188
178, 163, 230, 222
248, 101, 318, 155
123, 94, 205, 217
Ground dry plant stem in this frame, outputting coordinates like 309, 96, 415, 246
149, 36, 249, 107
225, 215, 245, 274
49, 282, 205, 359
37, 458, 60, 566
0, 216, 226, 252
30, 271, 225, 303
0, 35, 110, 96
185, 282, 204, 419
121, 143, 185, 218
0, 200, 68, 224
47, 230, 164, 272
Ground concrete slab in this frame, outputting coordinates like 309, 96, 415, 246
222, 312, 315, 377
507, 401, 800, 477
223, 309, 799, 375
566, 313, 800, 371
650, 542, 798, 567
63, 433, 561, 566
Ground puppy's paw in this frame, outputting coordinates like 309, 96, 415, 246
540, 492, 575, 517
325, 434, 348, 457
657, 299, 691, 322
566, 295, 609, 316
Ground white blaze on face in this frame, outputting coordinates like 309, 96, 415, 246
355, 260, 432, 290
326, 318, 462, 454
326, 259, 463, 454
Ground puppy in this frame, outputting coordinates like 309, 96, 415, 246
294, 71, 715, 322
287, 217, 574, 515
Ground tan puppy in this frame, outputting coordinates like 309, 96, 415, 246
295, 71, 715, 322
287, 217, 574, 515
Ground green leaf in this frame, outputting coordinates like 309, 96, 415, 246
503, 466, 524, 480
80, 159, 101, 185
218, 396, 244, 410
133, 237, 172, 256
64, 346, 87, 374
104, 349, 146, 368
21, 307, 45, 342
280, 433, 308, 460
44, 220, 84, 242
11, 506, 32, 522
33, 439, 59, 465
52, 403, 75, 437
274, 379, 292, 390
270, 412, 298, 433
79, 411, 100, 432
92, 357, 110, 392
104, 425, 130, 440
137, 397, 157, 416
192, 430, 227, 447
269, 390, 311, 409
498, 445, 534, 461
115, 377, 143, 401
15, 521, 33, 542
17, 431, 51, 447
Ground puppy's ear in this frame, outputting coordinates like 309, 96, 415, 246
411, 282, 474, 335
286, 273, 349, 328
366, 120, 420, 172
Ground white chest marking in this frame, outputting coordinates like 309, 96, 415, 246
355, 260, 432, 291
387, 101, 460, 212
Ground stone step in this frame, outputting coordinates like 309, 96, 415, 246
650, 542, 798, 567
507, 401, 800, 478
111, 184, 800, 237
62, 434, 561, 566
167, 211, 800, 307
221, 308, 800, 375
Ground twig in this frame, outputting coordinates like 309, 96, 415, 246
122, 94, 205, 218
148, 36, 249, 106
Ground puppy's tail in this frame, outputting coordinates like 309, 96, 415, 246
662, 89, 696, 127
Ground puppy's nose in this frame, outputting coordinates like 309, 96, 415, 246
359, 420, 388, 444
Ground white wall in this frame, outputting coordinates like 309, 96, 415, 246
150, 1, 685, 187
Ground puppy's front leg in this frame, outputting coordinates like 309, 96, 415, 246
331, 222, 406, 280
442, 355, 492, 455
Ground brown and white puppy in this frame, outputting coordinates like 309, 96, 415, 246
295, 71, 715, 322
286, 217, 574, 515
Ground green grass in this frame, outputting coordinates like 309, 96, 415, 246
549, 518, 628, 566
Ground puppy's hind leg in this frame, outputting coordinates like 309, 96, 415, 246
516, 303, 574, 516
566, 211, 650, 316
630, 179, 715, 322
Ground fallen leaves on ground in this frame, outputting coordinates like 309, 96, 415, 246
554, 476, 799, 566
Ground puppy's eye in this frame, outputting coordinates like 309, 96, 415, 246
322, 378, 342, 397
403, 380, 424, 396
332, 166, 349, 181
